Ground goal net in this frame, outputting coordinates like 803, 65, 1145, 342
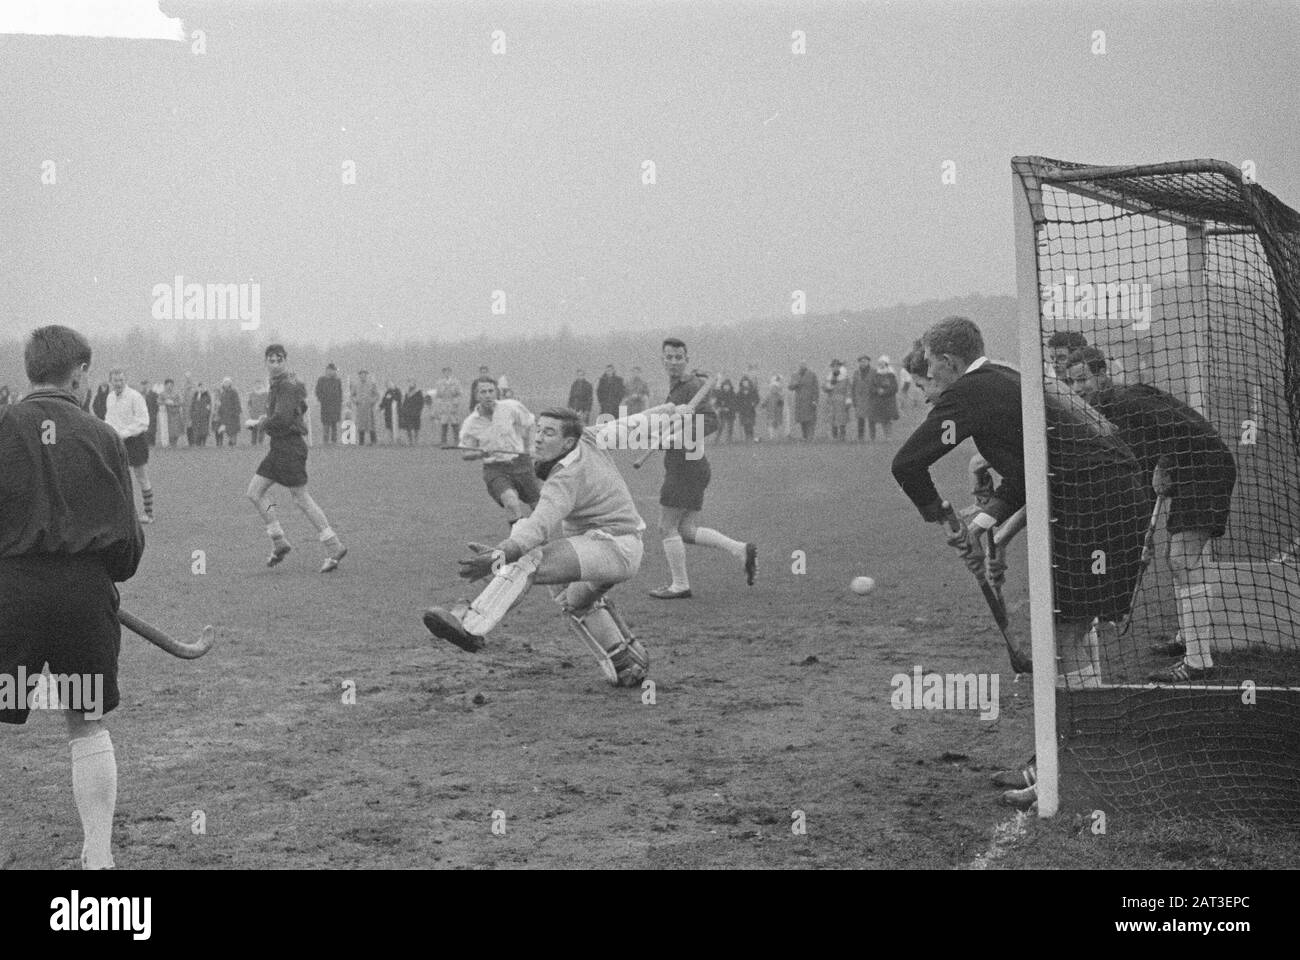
1012, 156, 1300, 824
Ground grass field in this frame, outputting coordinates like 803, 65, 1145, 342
2, 423, 1296, 869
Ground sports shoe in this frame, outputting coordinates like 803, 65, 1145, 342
1148, 634, 1186, 657
320, 545, 348, 573
648, 585, 692, 600
140, 513, 155, 525
266, 539, 292, 567
1147, 660, 1213, 683
1000, 784, 1038, 809
744, 542, 758, 586
423, 606, 486, 653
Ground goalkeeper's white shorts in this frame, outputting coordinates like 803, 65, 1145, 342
568, 529, 644, 584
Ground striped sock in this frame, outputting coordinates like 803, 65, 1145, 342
141, 487, 154, 517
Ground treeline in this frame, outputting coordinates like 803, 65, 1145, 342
0, 293, 1018, 403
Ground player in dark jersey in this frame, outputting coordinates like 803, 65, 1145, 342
1065, 347, 1237, 682
1, 326, 145, 868
245, 344, 348, 572
893, 318, 1150, 808
647, 338, 757, 599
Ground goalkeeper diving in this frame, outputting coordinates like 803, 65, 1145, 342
421, 407, 651, 687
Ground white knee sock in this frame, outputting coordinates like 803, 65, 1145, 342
662, 535, 689, 589
1177, 583, 1215, 668
693, 526, 746, 561
70, 730, 117, 869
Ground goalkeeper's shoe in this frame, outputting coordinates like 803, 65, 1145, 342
266, 538, 292, 567
423, 604, 485, 653
609, 639, 649, 688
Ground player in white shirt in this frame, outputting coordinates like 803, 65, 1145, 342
102, 368, 155, 523
458, 377, 540, 526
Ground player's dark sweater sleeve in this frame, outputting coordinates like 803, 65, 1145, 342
101, 435, 145, 582
891, 390, 973, 521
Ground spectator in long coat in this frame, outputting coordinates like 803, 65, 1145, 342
567, 370, 594, 425
788, 364, 819, 440
433, 368, 463, 446
247, 384, 268, 445
714, 379, 738, 443
91, 382, 110, 420
141, 381, 159, 445
380, 381, 404, 442
190, 384, 212, 446
625, 367, 651, 414
353, 370, 380, 445
216, 378, 242, 446
850, 355, 874, 442
761, 375, 786, 440
867, 355, 901, 441
596, 365, 626, 416
315, 363, 344, 444
400, 381, 426, 445
735, 375, 760, 442
160, 379, 185, 446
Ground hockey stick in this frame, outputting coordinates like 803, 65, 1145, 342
944, 504, 1030, 673
633, 373, 717, 469
1117, 493, 1168, 637
118, 609, 216, 660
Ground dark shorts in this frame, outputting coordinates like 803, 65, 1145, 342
1167, 454, 1237, 537
0, 556, 121, 724
1051, 463, 1152, 622
257, 433, 309, 488
660, 452, 711, 511
483, 456, 541, 507
123, 434, 149, 467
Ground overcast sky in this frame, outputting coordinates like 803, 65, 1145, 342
3, 0, 1297, 345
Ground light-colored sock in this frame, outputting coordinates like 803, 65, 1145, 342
662, 535, 689, 590
70, 730, 117, 869
1177, 583, 1215, 669
693, 527, 746, 561
266, 520, 285, 540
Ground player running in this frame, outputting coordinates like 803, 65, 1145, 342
458, 377, 540, 527
422, 408, 650, 687
1065, 347, 1237, 682
245, 344, 348, 572
103, 368, 155, 523
1, 326, 145, 869
647, 338, 757, 599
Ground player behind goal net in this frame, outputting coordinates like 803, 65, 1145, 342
1012, 156, 1300, 824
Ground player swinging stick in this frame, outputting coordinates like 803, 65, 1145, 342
648, 338, 757, 599
422, 408, 650, 686
245, 344, 348, 572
